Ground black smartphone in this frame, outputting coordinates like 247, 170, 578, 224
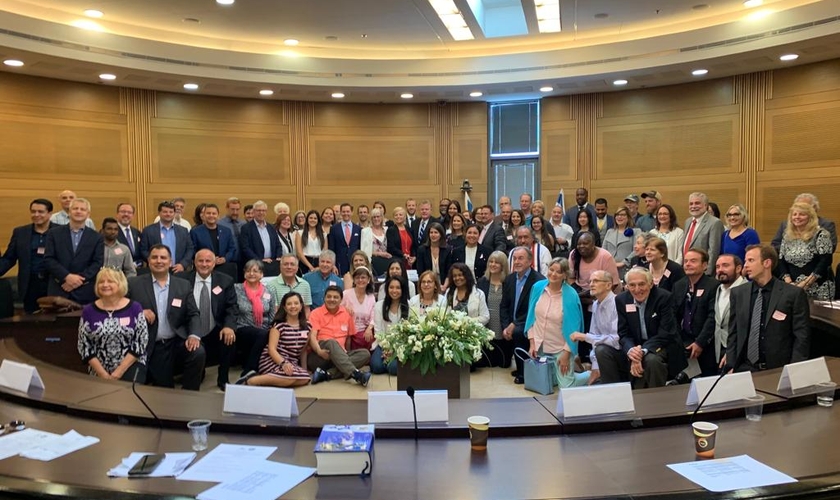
128, 454, 165, 476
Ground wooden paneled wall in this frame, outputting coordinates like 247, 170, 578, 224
1, 59, 839, 269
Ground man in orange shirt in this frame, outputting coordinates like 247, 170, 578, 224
307, 285, 372, 386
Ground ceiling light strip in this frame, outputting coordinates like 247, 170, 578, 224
428, 0, 474, 41
534, 0, 561, 33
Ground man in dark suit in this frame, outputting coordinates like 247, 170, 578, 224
185, 249, 239, 390
239, 200, 281, 277
597, 266, 687, 388
411, 200, 435, 255
683, 192, 724, 276
140, 201, 194, 274
593, 198, 615, 241
500, 246, 544, 384
128, 244, 203, 390
563, 187, 598, 233
115, 202, 143, 269
726, 244, 810, 372
477, 204, 507, 253
672, 249, 720, 378
328, 202, 361, 276
43, 198, 104, 305
0, 199, 57, 313
190, 203, 238, 278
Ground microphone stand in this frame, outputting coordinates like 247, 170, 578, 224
406, 386, 418, 442
132, 368, 163, 428
689, 369, 728, 424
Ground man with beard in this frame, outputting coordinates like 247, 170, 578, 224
713, 254, 747, 368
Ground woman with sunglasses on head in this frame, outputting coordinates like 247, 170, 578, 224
721, 203, 759, 264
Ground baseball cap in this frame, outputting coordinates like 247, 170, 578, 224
624, 194, 640, 203
640, 191, 662, 201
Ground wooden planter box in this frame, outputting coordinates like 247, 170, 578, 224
397, 362, 470, 399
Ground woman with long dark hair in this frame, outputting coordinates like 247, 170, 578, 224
571, 210, 601, 248
296, 210, 326, 275
445, 263, 489, 325
371, 276, 408, 375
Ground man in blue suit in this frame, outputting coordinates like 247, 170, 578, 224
43, 198, 104, 304
190, 203, 238, 278
140, 201, 195, 274
238, 200, 281, 277
328, 202, 361, 276
0, 199, 57, 312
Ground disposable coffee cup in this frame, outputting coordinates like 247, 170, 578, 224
744, 394, 765, 422
692, 421, 718, 458
816, 381, 836, 408
467, 416, 490, 451
187, 419, 211, 451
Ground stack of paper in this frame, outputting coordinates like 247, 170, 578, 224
108, 453, 196, 478
668, 455, 797, 492
0, 428, 98, 461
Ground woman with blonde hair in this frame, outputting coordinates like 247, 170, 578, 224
779, 202, 834, 300
342, 250, 372, 290
475, 251, 512, 368
530, 200, 546, 220
361, 207, 390, 275
721, 203, 760, 264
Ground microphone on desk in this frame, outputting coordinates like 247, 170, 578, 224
406, 386, 418, 442
132, 368, 162, 428
689, 367, 728, 424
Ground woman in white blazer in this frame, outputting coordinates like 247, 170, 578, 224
444, 263, 489, 325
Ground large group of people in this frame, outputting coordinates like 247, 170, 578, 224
0, 187, 834, 393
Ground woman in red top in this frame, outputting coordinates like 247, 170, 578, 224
386, 206, 415, 268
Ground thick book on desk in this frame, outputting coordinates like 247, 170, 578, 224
314, 424, 374, 476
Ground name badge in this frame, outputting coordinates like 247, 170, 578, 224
772, 310, 787, 321
625, 304, 637, 313
332, 281, 341, 287
172, 298, 182, 308
663, 269, 671, 278
119, 317, 131, 326
696, 289, 704, 297
114, 247, 123, 255
36, 247, 45, 255
341, 325, 349, 332
212, 286, 222, 295
263, 293, 271, 301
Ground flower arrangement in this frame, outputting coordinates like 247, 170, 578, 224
377, 306, 494, 375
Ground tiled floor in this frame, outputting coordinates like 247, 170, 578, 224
203, 365, 549, 400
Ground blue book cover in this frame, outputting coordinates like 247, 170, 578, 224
314, 425, 374, 453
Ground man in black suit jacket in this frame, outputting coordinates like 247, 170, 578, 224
477, 205, 507, 253
500, 246, 544, 384
726, 244, 810, 372
563, 188, 598, 233
597, 267, 687, 388
328, 202, 362, 275
43, 198, 104, 305
0, 199, 57, 313
411, 200, 435, 255
186, 249, 240, 390
128, 244, 203, 390
239, 200, 281, 277
115, 202, 143, 268
672, 249, 720, 377
140, 201, 194, 273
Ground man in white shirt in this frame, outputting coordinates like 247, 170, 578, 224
549, 205, 574, 256
477, 205, 507, 252
571, 269, 619, 385
116, 202, 143, 267
405, 198, 418, 230
510, 226, 551, 276
714, 254, 747, 368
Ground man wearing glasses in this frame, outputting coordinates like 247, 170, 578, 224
570, 270, 619, 385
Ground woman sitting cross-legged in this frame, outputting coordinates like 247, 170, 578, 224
371, 276, 408, 375
240, 291, 310, 387
524, 257, 590, 388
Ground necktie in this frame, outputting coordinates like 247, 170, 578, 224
344, 223, 351, 245
637, 302, 648, 340
747, 289, 763, 364
418, 220, 426, 242
479, 224, 488, 244
684, 218, 698, 256
532, 244, 538, 271
124, 228, 134, 253
200, 281, 213, 335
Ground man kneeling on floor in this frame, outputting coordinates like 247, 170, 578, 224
307, 285, 371, 386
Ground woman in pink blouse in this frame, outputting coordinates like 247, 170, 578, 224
342, 266, 377, 351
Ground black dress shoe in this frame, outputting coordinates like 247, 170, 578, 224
513, 376, 524, 385
217, 382, 227, 391
511, 370, 517, 377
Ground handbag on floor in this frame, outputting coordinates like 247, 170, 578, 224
515, 348, 556, 396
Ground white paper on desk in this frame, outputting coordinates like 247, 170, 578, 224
556, 382, 634, 418
777, 357, 831, 393
223, 384, 298, 418
177, 443, 277, 482
19, 430, 98, 461
0, 360, 45, 393
368, 390, 448, 423
668, 454, 796, 492
196, 459, 315, 500
108, 452, 196, 477
686, 371, 755, 407
0, 429, 59, 460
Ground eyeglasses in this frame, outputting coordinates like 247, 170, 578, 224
0, 420, 25, 435
725, 213, 741, 217
588, 279, 610, 284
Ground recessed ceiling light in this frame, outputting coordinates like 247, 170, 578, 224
83, 9, 103, 18
216, 0, 235, 5
743, 0, 762, 7
469, 91, 483, 97
3, 59, 24, 67
613, 79, 628, 86
539, 86, 554, 92
401, 93, 414, 99
779, 54, 799, 61
183, 83, 199, 91
691, 69, 709, 76
259, 89, 274, 96
99, 73, 116, 80
283, 39, 299, 46
71, 19, 104, 31
331, 92, 345, 99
